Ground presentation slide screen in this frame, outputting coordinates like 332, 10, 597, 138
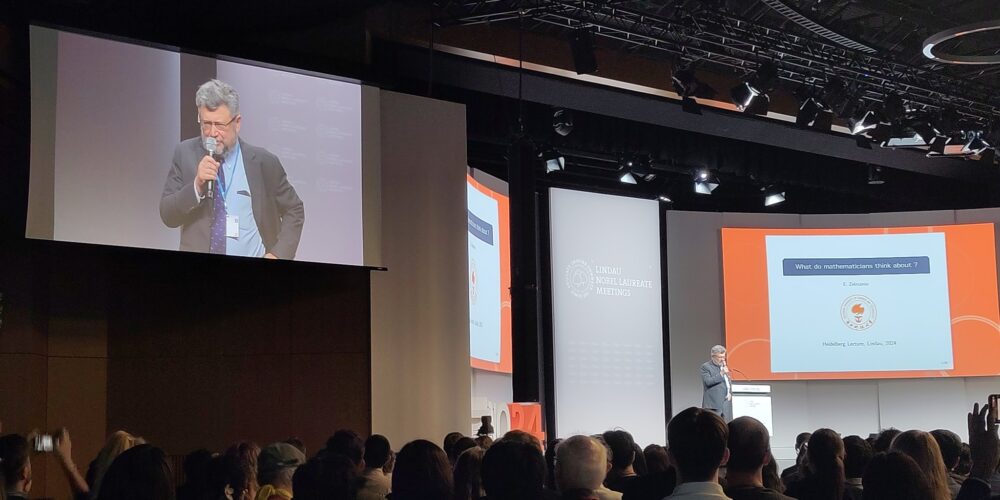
27, 26, 368, 266
467, 175, 512, 373
550, 188, 665, 446
722, 223, 1000, 380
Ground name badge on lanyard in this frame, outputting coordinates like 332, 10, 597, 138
220, 153, 240, 239
226, 215, 240, 238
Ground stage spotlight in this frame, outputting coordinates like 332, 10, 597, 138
881, 120, 936, 149
731, 62, 778, 115
553, 108, 574, 137
539, 147, 565, 173
569, 28, 598, 75
763, 186, 786, 207
926, 131, 990, 157
693, 170, 719, 195
966, 134, 989, 155
867, 165, 885, 185
796, 97, 833, 130
849, 108, 881, 135
672, 64, 717, 114
618, 154, 656, 183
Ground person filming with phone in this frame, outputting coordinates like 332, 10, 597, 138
701, 345, 733, 422
0, 433, 32, 499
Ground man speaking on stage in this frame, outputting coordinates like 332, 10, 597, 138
701, 345, 733, 421
160, 79, 305, 259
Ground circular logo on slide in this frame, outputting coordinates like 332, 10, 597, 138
469, 258, 479, 306
841, 295, 876, 331
565, 259, 594, 298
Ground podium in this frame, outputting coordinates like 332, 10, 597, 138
732, 384, 773, 435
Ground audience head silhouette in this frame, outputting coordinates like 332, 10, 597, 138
666, 407, 729, 483
392, 439, 452, 500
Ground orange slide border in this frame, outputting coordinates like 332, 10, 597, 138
721, 223, 1000, 380
467, 175, 513, 374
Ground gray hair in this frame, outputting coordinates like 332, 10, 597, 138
710, 345, 726, 356
195, 79, 240, 117
556, 435, 608, 491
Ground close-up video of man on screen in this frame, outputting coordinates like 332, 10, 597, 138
159, 79, 305, 259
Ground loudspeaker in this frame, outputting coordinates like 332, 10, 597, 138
569, 28, 598, 75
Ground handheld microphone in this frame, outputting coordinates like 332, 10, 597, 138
202, 137, 221, 199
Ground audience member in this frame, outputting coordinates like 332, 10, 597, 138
546, 438, 564, 491
392, 439, 452, 500
87, 430, 145, 498
454, 437, 478, 462
358, 434, 392, 500
643, 445, 670, 475
861, 451, 934, 500
780, 432, 811, 484
501, 429, 544, 451
632, 443, 648, 477
325, 430, 366, 472
482, 438, 548, 500
475, 435, 494, 450
555, 435, 613, 500
224, 441, 262, 500
761, 459, 783, 493
664, 407, 729, 499
784, 428, 845, 500
624, 445, 676, 500
293, 453, 359, 500
285, 438, 306, 457
931, 429, 964, 497
0, 434, 31, 500
444, 432, 465, 465
955, 443, 972, 478
49, 428, 90, 500
603, 430, 640, 494
257, 442, 306, 500
176, 448, 213, 500
94, 444, 173, 500
955, 402, 1000, 500
723, 416, 792, 500
454, 446, 486, 500
871, 429, 900, 454
889, 430, 951, 500
842, 435, 872, 500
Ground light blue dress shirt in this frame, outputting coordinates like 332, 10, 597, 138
220, 141, 265, 257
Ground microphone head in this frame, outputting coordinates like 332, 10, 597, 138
203, 137, 219, 155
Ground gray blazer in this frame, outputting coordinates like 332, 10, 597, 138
700, 360, 732, 418
159, 137, 305, 259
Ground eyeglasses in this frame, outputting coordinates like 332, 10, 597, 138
198, 115, 238, 133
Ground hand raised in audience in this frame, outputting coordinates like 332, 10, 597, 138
967, 402, 999, 480
54, 427, 73, 462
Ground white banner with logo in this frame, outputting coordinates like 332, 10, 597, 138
550, 188, 666, 446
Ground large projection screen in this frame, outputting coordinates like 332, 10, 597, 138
550, 188, 666, 446
27, 26, 375, 267
722, 223, 1000, 381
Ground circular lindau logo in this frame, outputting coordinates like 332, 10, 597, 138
469, 258, 478, 306
841, 295, 876, 331
565, 259, 594, 298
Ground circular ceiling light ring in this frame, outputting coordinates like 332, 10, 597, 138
923, 20, 1000, 65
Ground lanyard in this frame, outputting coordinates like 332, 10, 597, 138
219, 148, 240, 204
